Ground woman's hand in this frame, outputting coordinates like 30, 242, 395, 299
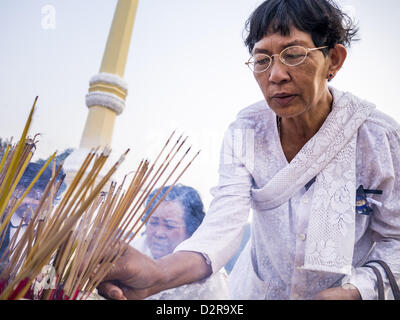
314, 285, 361, 300
97, 246, 212, 300
97, 246, 163, 300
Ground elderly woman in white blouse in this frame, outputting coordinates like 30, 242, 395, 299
99, 0, 400, 300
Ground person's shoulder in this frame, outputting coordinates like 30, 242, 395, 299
333, 86, 400, 145
335, 86, 400, 139
360, 108, 400, 143
229, 100, 273, 130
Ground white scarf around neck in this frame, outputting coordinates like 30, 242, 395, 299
251, 87, 376, 275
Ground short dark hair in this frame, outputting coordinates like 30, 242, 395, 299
144, 184, 205, 236
17, 162, 66, 197
244, 0, 359, 55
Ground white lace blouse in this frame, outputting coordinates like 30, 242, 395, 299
175, 87, 400, 300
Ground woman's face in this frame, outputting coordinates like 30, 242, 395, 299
146, 201, 189, 259
14, 188, 41, 220
252, 27, 331, 119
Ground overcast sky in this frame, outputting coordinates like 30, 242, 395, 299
1, 0, 399, 207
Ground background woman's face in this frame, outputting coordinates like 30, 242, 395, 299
14, 188, 41, 221
146, 201, 189, 259
252, 27, 330, 119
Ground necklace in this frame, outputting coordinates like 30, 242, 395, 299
277, 116, 282, 138
277, 106, 333, 140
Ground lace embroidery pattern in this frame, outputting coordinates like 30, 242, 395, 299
252, 88, 376, 274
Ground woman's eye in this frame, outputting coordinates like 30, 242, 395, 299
286, 54, 304, 59
256, 58, 269, 65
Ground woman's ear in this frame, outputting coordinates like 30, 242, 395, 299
327, 44, 347, 81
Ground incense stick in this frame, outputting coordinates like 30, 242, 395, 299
0, 100, 199, 300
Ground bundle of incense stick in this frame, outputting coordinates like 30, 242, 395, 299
0, 98, 200, 300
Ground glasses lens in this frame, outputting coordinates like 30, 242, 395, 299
281, 46, 307, 66
249, 55, 271, 73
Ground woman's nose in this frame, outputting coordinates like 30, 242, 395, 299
268, 57, 291, 84
153, 227, 167, 238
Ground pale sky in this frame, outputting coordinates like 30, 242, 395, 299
0, 0, 399, 207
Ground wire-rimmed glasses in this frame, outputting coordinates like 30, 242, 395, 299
245, 45, 328, 73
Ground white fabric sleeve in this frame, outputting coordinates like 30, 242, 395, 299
341, 267, 381, 300
174, 125, 253, 274
343, 128, 400, 300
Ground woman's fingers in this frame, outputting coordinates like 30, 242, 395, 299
97, 245, 162, 300
98, 281, 126, 300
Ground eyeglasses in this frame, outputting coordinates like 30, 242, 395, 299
245, 45, 328, 73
